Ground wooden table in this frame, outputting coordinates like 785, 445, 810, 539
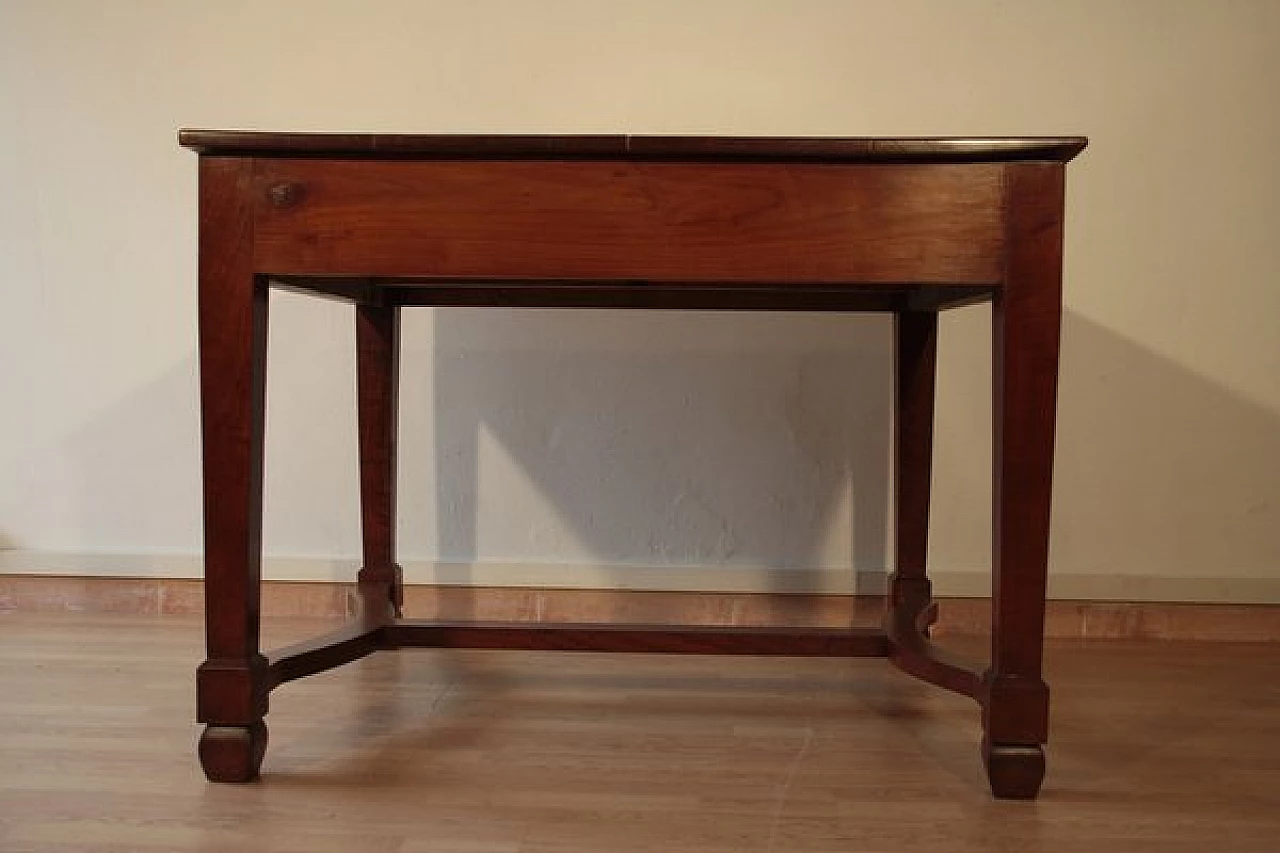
181, 131, 1086, 799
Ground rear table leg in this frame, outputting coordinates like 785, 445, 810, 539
356, 304, 403, 616
888, 310, 938, 630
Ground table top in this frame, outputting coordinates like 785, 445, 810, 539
179, 130, 1086, 163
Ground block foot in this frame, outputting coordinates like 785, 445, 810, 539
983, 739, 1045, 799
199, 721, 268, 782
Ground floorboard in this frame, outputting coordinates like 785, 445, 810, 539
0, 613, 1276, 852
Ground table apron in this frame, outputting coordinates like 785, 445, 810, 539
249, 159, 1007, 284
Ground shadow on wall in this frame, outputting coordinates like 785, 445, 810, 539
1052, 311, 1280, 582
404, 303, 1280, 609
61, 356, 203, 554
51, 300, 1280, 606
59, 290, 364, 562
400, 308, 892, 616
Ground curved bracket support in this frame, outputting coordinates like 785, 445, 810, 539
265, 581, 397, 689
885, 594, 984, 701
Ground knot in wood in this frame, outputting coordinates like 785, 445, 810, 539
267, 182, 304, 208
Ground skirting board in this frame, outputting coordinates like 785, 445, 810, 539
1, 575, 1278, 642
1, 549, 1278, 604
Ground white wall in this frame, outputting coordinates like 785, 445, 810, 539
1, 0, 1278, 601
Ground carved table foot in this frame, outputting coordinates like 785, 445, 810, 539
983, 738, 1045, 799
199, 721, 268, 783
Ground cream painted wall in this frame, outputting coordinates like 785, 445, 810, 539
1, 0, 1277, 601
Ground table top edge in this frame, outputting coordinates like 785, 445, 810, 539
178, 130, 1087, 163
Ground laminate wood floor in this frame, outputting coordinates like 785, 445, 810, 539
0, 613, 1276, 852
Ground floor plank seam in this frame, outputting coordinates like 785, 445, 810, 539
765, 728, 813, 852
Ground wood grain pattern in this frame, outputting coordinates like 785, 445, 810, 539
186, 134, 1086, 799
981, 162, 1067, 799
7, 576, 1278, 641
196, 157, 264, 665
194, 157, 271, 782
252, 160, 1006, 284
889, 311, 938, 613
3, 613, 1279, 853
355, 304, 403, 612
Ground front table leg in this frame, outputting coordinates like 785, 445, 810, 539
195, 158, 270, 781
982, 163, 1065, 798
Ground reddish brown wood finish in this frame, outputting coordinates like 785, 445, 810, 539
356, 305, 403, 612
883, 309, 991, 700
889, 311, 938, 615
885, 596, 983, 698
252, 160, 1005, 284
265, 582, 394, 688
981, 162, 1067, 799
385, 622, 888, 657
179, 130, 1087, 163
186, 132, 1083, 799
265, 279, 995, 312
194, 157, 270, 782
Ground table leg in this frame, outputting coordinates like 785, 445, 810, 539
195, 158, 270, 782
356, 304, 403, 613
889, 311, 938, 626
982, 163, 1064, 799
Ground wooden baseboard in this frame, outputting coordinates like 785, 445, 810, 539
6, 550, 1279, 603
1, 575, 1277, 642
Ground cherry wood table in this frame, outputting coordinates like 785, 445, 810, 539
181, 130, 1086, 798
